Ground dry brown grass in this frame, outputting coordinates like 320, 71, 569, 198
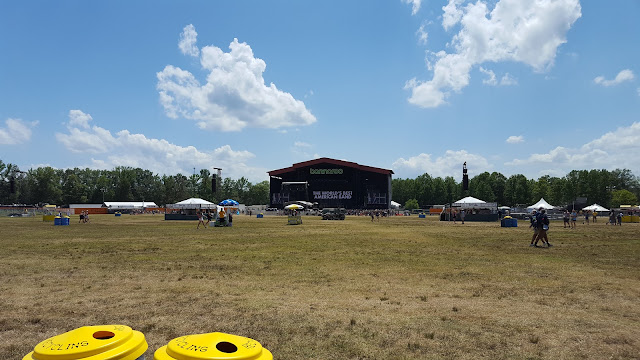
1, 214, 639, 359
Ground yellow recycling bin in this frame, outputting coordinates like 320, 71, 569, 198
154, 332, 272, 360
23, 325, 148, 360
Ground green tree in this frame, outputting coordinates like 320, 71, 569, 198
61, 170, 88, 205
504, 174, 530, 206
489, 172, 507, 205
404, 198, 419, 210
611, 189, 638, 208
470, 172, 494, 202
26, 166, 62, 204
431, 177, 448, 204
414, 173, 434, 207
444, 176, 460, 204
246, 181, 269, 205
531, 175, 551, 204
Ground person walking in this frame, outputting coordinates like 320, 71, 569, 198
570, 209, 577, 229
563, 210, 570, 228
197, 211, 206, 229
534, 208, 552, 247
529, 210, 539, 247
617, 211, 622, 226
583, 211, 590, 225
460, 209, 466, 224
452, 210, 457, 224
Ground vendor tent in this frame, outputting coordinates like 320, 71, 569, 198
582, 203, 609, 212
527, 198, 556, 210
454, 196, 486, 204
103, 201, 158, 210
171, 198, 218, 209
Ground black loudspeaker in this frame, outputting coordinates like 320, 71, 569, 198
10, 178, 15, 193
211, 175, 217, 193
462, 162, 468, 190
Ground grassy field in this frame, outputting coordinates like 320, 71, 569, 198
1, 214, 639, 359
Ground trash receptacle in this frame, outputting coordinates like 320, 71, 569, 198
61, 217, 70, 226
23, 324, 148, 360
154, 332, 272, 360
54, 216, 62, 226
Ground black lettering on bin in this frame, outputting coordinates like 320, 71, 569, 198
93, 331, 115, 340
216, 342, 237, 353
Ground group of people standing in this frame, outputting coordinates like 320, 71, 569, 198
562, 209, 623, 228
78, 210, 90, 223
196, 208, 232, 229
451, 209, 465, 224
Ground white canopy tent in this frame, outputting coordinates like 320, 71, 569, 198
103, 201, 158, 210
170, 198, 219, 210
527, 198, 556, 210
454, 196, 486, 204
582, 203, 609, 212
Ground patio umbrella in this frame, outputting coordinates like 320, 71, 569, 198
219, 199, 239, 207
285, 204, 304, 210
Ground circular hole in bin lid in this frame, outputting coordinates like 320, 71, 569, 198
93, 331, 115, 340
216, 341, 238, 353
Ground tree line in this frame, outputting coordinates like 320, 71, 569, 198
0, 160, 269, 206
393, 169, 640, 209
2, 159, 638, 209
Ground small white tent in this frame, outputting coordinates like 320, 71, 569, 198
527, 198, 556, 210
454, 196, 486, 204
582, 203, 609, 212
171, 198, 218, 209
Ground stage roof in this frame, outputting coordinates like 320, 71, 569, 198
268, 157, 394, 176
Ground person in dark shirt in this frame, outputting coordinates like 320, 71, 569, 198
534, 208, 552, 247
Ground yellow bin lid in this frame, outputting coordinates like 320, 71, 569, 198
154, 332, 272, 360
23, 325, 148, 360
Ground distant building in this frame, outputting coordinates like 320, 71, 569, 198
268, 157, 393, 209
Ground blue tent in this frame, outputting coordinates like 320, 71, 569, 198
219, 199, 239, 207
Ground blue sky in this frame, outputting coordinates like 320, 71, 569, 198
1, 0, 639, 183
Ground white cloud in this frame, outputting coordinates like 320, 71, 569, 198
406, 0, 581, 108
158, 26, 316, 132
292, 141, 314, 159
178, 24, 199, 57
506, 135, 524, 144
479, 67, 497, 85
393, 150, 491, 178
506, 122, 640, 173
403, 0, 422, 15
594, 69, 635, 87
55, 110, 268, 182
479, 68, 517, 86
500, 73, 517, 86
416, 24, 429, 45
68, 109, 92, 129
442, 0, 464, 31
0, 118, 37, 145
